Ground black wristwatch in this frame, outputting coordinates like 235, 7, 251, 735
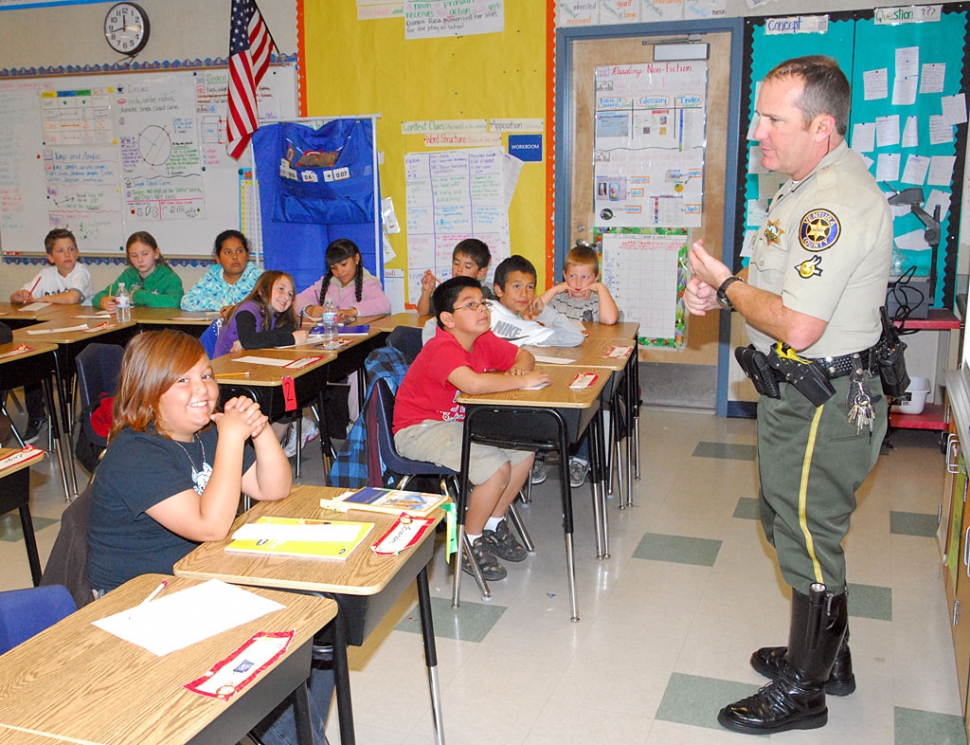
716, 276, 744, 309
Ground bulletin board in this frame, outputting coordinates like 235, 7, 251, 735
299, 1, 549, 305
737, 5, 969, 310
0, 62, 298, 259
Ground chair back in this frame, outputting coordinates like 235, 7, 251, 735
39, 487, 94, 609
199, 319, 220, 359
75, 343, 124, 412
386, 326, 423, 364
372, 377, 456, 478
0, 584, 76, 654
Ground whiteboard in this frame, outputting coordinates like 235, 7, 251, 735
0, 65, 297, 258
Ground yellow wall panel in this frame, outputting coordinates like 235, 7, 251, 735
301, 1, 550, 299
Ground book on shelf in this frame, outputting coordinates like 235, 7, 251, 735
320, 486, 450, 518
225, 517, 373, 560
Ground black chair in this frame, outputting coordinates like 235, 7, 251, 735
39, 486, 94, 609
370, 377, 534, 598
74, 343, 124, 477
385, 325, 423, 364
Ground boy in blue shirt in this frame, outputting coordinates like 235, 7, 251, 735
394, 276, 550, 580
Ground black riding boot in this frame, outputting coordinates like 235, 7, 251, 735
718, 584, 848, 734
750, 591, 855, 696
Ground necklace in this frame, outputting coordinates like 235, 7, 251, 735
172, 433, 213, 495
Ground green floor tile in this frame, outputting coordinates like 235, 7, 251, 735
632, 532, 722, 567
0, 514, 58, 542
692, 442, 757, 461
656, 673, 761, 731
733, 497, 760, 520
895, 706, 966, 745
890, 511, 939, 538
847, 582, 893, 621
396, 595, 506, 644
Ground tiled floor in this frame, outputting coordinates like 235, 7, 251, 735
1, 406, 966, 745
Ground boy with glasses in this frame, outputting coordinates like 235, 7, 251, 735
393, 276, 551, 580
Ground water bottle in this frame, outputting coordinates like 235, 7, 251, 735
321, 299, 339, 349
115, 282, 131, 323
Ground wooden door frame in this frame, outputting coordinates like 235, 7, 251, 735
554, 17, 745, 416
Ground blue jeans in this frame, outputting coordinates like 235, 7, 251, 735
250, 662, 334, 745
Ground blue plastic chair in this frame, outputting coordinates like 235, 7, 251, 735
199, 319, 220, 359
0, 584, 76, 654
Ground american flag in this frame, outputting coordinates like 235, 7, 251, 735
227, 0, 276, 159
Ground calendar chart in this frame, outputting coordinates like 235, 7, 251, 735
600, 230, 688, 348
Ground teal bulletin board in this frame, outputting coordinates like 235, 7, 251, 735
737, 6, 969, 310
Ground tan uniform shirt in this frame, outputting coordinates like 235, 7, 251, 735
747, 141, 893, 358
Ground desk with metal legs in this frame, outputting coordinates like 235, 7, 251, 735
0, 447, 45, 586
210, 349, 336, 479
0, 341, 73, 502
0, 574, 335, 745
456, 367, 610, 621
13, 320, 138, 498
174, 485, 447, 745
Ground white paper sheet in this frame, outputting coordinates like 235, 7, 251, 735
17, 302, 51, 312
26, 324, 89, 335
233, 355, 293, 367
93, 579, 284, 656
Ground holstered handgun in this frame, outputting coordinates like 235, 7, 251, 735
735, 345, 780, 399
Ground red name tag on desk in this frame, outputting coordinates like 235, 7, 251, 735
281, 376, 297, 412
569, 372, 599, 390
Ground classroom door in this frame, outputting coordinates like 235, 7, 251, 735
559, 27, 739, 399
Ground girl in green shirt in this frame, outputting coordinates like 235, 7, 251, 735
93, 231, 184, 310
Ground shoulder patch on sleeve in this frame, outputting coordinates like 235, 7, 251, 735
798, 209, 840, 251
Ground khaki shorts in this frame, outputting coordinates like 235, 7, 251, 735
394, 420, 532, 486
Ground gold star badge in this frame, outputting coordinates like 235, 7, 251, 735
764, 219, 785, 246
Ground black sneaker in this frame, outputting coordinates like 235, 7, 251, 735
482, 520, 527, 562
461, 536, 507, 581
23, 418, 46, 445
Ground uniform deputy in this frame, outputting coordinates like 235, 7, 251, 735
685, 56, 893, 735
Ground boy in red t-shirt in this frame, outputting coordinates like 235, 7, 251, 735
393, 276, 551, 581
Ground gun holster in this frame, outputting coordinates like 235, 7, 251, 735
767, 344, 836, 407
735, 345, 780, 399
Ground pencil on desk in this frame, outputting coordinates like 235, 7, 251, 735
216, 371, 251, 379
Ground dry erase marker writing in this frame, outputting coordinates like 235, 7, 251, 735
141, 580, 168, 605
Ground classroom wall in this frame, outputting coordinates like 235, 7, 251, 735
0, 0, 959, 308
0, 0, 298, 300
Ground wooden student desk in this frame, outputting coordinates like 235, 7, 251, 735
130, 307, 219, 337
456, 365, 610, 621
0, 340, 73, 502
0, 447, 45, 586
527, 333, 639, 507
14, 319, 137, 498
174, 484, 447, 745
367, 311, 431, 332
210, 348, 336, 479
0, 573, 336, 745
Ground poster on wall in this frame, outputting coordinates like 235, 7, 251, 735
599, 228, 689, 348
593, 61, 708, 229
404, 147, 523, 304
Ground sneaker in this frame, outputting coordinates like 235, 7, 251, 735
282, 417, 320, 458
281, 424, 297, 458
300, 416, 320, 448
530, 460, 548, 485
482, 520, 527, 562
23, 417, 46, 445
461, 536, 507, 581
568, 458, 589, 489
